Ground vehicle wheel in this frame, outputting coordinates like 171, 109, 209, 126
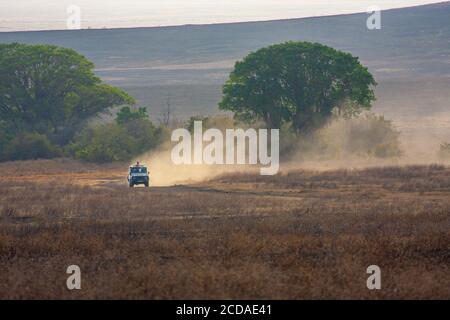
129, 183, 134, 188
144, 182, 149, 187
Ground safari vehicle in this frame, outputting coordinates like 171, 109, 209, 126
127, 162, 149, 187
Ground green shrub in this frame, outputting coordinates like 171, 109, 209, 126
68, 118, 163, 163
1, 132, 61, 161
116, 106, 148, 125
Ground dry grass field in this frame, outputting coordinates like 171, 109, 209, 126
0, 159, 449, 299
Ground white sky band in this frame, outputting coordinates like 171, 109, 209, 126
0, 0, 444, 32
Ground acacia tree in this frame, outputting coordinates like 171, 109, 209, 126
219, 41, 376, 134
0, 43, 135, 145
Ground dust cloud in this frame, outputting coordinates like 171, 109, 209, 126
133, 113, 450, 186
134, 143, 253, 186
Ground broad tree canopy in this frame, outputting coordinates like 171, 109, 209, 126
219, 41, 376, 133
0, 43, 135, 145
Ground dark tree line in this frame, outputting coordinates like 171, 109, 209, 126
0, 43, 165, 162
1, 41, 377, 162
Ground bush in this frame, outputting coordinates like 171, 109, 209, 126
438, 143, 450, 160
339, 114, 402, 158
293, 113, 402, 160
68, 119, 163, 163
116, 106, 148, 125
1, 133, 61, 161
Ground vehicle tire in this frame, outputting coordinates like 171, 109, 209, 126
129, 183, 134, 188
144, 182, 149, 187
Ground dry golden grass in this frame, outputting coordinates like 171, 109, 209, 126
0, 160, 449, 299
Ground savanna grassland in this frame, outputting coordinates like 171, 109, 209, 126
0, 159, 449, 299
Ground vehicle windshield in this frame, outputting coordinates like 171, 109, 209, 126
130, 167, 147, 174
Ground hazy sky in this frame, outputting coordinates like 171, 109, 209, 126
0, 0, 445, 32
